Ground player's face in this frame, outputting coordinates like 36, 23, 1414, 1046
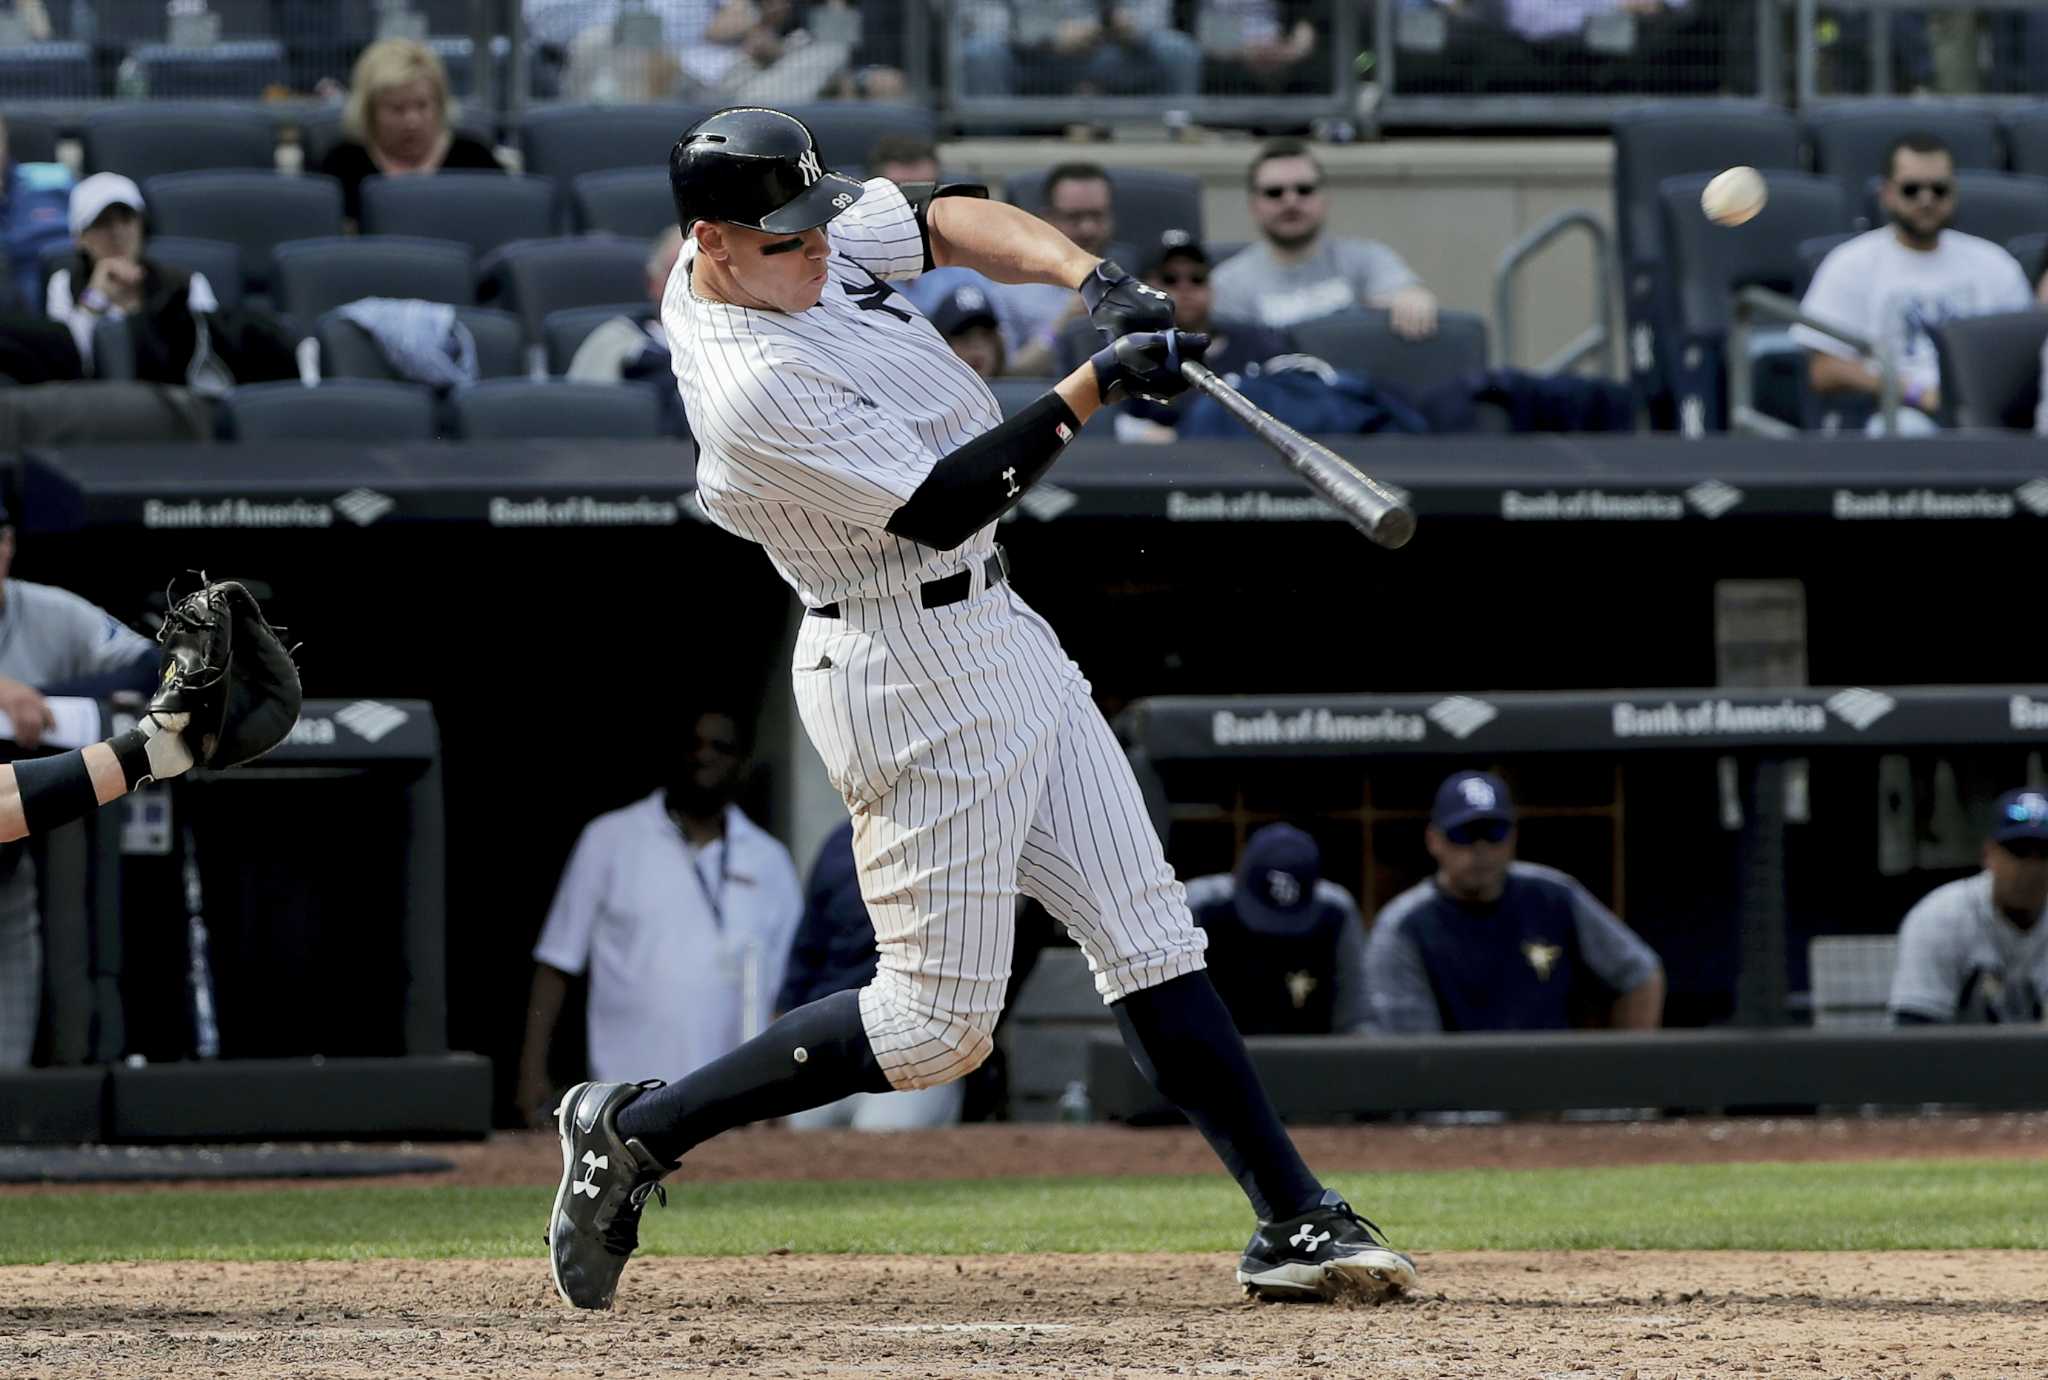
1251, 155, 1325, 250
1883, 149, 1956, 244
706, 222, 834, 312
1045, 178, 1114, 255
1426, 821, 1515, 905
1146, 255, 1211, 332
1985, 838, 2048, 918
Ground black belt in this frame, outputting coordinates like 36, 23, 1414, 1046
808, 551, 1008, 619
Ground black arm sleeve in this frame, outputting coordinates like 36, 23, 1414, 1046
897, 181, 991, 273
885, 391, 1082, 550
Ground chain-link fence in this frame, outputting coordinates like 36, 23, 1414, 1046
1785, 0, 2048, 103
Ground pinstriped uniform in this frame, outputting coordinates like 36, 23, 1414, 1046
666, 178, 1208, 1091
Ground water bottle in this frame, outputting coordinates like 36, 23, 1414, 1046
1056, 1080, 1092, 1124
115, 57, 148, 101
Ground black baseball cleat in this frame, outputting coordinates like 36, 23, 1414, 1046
548, 1080, 676, 1310
1236, 1190, 1419, 1303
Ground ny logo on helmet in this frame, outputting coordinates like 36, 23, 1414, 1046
797, 149, 822, 185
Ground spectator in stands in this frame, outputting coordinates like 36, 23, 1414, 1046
957, 0, 1201, 98
1185, 823, 1370, 1035
1198, 0, 1319, 94
1007, 162, 1124, 375
867, 135, 939, 185
516, 706, 802, 1126
0, 505, 160, 1068
1211, 140, 1438, 339
532, 0, 861, 104
318, 38, 504, 228
1889, 788, 2048, 1024
927, 280, 1007, 381
1364, 771, 1665, 1033
47, 174, 220, 384
1797, 133, 2032, 433
777, 821, 967, 1130
0, 114, 71, 313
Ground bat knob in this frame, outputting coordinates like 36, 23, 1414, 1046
1377, 506, 1417, 550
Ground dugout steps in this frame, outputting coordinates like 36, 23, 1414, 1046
0, 1054, 492, 1145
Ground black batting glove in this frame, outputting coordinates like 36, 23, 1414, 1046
1090, 330, 1210, 405
1078, 260, 1176, 343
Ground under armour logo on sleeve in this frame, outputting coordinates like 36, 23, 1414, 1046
1002, 467, 1020, 497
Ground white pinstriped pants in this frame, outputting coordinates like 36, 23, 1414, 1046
793, 572, 1208, 1092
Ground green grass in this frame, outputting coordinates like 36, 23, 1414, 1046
5, 1160, 2046, 1265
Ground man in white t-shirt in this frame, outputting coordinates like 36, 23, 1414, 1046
1209, 139, 1437, 339
1889, 788, 2048, 1024
1796, 133, 2031, 427
515, 707, 803, 1124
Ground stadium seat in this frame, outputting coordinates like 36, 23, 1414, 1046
2008, 232, 2048, 290
2003, 105, 2048, 178
316, 304, 527, 384
1286, 308, 1490, 403
1658, 171, 1851, 430
987, 377, 1045, 420
92, 316, 136, 381
147, 237, 246, 313
0, 43, 96, 100
1002, 167, 1204, 265
1854, 171, 2048, 245
480, 236, 649, 344
359, 172, 557, 259
784, 101, 938, 171
0, 112, 60, 164
452, 379, 661, 439
82, 104, 277, 180
1805, 102, 2003, 182
1931, 310, 2048, 430
221, 380, 438, 443
1796, 232, 1854, 298
272, 235, 475, 320
144, 172, 344, 299
516, 103, 713, 185
542, 303, 651, 375
295, 109, 499, 171
570, 168, 677, 241
131, 41, 290, 100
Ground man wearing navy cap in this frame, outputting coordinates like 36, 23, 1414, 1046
928, 282, 1007, 382
1889, 788, 2048, 1024
1364, 771, 1664, 1033
1185, 823, 1369, 1035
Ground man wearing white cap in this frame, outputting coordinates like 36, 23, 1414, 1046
46, 172, 217, 377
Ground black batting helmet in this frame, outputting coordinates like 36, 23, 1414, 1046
669, 106, 866, 235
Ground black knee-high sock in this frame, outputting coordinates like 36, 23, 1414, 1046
1113, 971, 1323, 1223
614, 988, 892, 1163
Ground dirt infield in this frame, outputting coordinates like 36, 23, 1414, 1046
4, 1249, 2041, 1379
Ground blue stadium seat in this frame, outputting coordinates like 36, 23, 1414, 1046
571, 168, 677, 241
272, 235, 475, 320
131, 41, 290, 100
0, 43, 96, 100
1805, 102, 2004, 182
1286, 309, 1490, 404
986, 377, 1044, 420
783, 101, 938, 172
359, 172, 557, 260
316, 305, 527, 383
222, 380, 438, 443
480, 236, 649, 344
83, 104, 277, 179
1002, 167, 1204, 266
452, 379, 661, 439
144, 172, 344, 299
542, 304, 652, 375
517, 103, 713, 184
0, 112, 60, 164
2008, 232, 2048, 290
147, 237, 246, 313
1932, 310, 2048, 430
2004, 105, 2048, 178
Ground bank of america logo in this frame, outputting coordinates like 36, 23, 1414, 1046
1684, 480, 1743, 519
336, 700, 409, 743
1427, 696, 1498, 740
1017, 482, 1077, 522
1825, 687, 1895, 731
2015, 478, 2048, 517
334, 488, 395, 526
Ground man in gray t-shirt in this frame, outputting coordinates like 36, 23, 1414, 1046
1889, 788, 2048, 1025
1210, 138, 1438, 339
0, 506, 158, 1067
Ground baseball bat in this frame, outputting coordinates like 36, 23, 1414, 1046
1178, 361, 1416, 550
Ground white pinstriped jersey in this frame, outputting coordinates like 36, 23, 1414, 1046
664, 177, 1006, 607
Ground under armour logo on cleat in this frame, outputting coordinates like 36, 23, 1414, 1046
572, 1150, 608, 1199
1290, 1225, 1332, 1252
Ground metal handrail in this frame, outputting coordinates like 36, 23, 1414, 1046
1493, 208, 1616, 376
1726, 285, 1900, 438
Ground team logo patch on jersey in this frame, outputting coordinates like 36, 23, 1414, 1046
1522, 941, 1562, 981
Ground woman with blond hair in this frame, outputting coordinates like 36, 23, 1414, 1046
317, 37, 503, 227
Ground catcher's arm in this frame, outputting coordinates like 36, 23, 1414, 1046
0, 712, 192, 843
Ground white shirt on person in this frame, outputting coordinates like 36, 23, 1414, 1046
1889, 870, 2048, 1024
1209, 236, 1421, 331
1503, 0, 1689, 40
1795, 227, 2031, 397
46, 265, 217, 376
533, 793, 803, 1083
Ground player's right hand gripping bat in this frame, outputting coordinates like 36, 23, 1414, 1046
1178, 361, 1416, 550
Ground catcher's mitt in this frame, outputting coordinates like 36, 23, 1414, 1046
151, 577, 302, 769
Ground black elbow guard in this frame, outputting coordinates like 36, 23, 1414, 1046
886, 392, 1081, 550
900, 180, 990, 272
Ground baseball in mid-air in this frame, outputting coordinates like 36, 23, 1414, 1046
1701, 166, 1768, 226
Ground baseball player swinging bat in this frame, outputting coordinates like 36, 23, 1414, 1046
1178, 361, 1416, 550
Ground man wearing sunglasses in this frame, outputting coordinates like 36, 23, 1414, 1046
1210, 139, 1438, 340
1889, 789, 2048, 1025
1796, 133, 2031, 431
1362, 772, 1664, 1034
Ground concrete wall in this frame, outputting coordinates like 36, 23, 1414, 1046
939, 137, 1618, 375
